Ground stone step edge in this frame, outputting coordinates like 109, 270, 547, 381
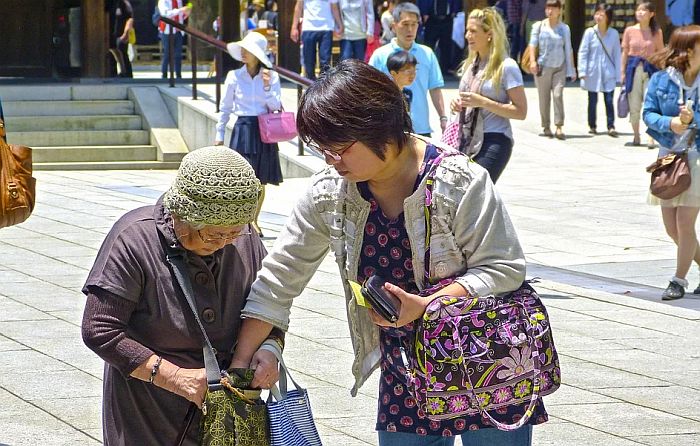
34, 161, 181, 171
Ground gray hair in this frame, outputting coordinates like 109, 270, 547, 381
392, 2, 421, 24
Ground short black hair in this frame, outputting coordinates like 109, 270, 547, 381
386, 51, 418, 73
594, 3, 614, 25
297, 59, 413, 161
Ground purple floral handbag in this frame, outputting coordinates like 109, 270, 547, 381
410, 283, 560, 430
406, 147, 560, 431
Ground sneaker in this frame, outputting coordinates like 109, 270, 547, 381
693, 283, 700, 294
607, 128, 618, 137
588, 127, 597, 135
543, 127, 553, 137
662, 281, 685, 300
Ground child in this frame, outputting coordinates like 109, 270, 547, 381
386, 50, 417, 111
215, 32, 282, 236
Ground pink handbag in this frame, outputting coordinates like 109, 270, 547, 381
258, 108, 298, 144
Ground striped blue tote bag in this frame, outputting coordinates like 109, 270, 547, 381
266, 349, 322, 446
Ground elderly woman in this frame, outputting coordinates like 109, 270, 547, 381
81, 146, 283, 446
231, 60, 547, 446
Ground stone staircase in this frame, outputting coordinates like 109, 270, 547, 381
0, 85, 186, 170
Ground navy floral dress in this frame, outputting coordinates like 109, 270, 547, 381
357, 144, 548, 436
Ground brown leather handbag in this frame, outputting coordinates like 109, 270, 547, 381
0, 118, 36, 229
646, 151, 691, 200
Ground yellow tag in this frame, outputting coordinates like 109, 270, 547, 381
348, 280, 370, 308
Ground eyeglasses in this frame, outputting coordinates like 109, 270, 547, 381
310, 140, 357, 162
197, 228, 251, 244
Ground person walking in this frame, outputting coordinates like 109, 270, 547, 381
380, 0, 398, 44
215, 32, 283, 237
621, 1, 664, 147
418, 0, 462, 75
158, 0, 191, 79
109, 0, 134, 78
230, 59, 546, 446
528, 0, 575, 139
81, 146, 283, 445
578, 3, 622, 137
338, 0, 375, 62
290, 0, 344, 80
369, 2, 446, 137
644, 25, 700, 301
450, 7, 527, 183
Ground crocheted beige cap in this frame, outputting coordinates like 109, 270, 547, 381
163, 146, 261, 226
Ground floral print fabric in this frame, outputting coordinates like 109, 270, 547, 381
357, 145, 547, 436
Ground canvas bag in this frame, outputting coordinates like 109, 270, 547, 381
0, 104, 36, 229
406, 149, 560, 431
258, 107, 298, 144
264, 347, 323, 446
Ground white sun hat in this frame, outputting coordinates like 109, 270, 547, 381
226, 32, 273, 69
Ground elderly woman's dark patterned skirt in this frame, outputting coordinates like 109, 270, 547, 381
228, 115, 283, 185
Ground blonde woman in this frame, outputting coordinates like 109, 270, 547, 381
450, 7, 527, 183
621, 1, 663, 147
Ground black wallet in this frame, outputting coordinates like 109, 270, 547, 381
361, 275, 401, 323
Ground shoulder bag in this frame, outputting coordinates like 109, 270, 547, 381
441, 58, 484, 157
167, 247, 271, 446
407, 152, 561, 431
520, 21, 542, 74
0, 110, 36, 229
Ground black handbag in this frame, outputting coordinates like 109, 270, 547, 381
167, 247, 270, 446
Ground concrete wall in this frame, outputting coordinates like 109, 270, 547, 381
156, 86, 325, 178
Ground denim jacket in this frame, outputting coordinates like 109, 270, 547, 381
643, 67, 700, 151
242, 153, 525, 396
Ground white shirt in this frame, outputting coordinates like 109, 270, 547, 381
301, 0, 339, 32
216, 67, 282, 142
339, 0, 374, 40
158, 0, 187, 35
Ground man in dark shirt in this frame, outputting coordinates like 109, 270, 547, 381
418, 0, 461, 75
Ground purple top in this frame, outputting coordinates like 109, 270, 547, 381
82, 198, 270, 446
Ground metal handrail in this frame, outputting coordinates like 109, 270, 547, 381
159, 16, 311, 155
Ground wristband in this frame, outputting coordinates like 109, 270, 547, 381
439, 116, 448, 121
149, 356, 163, 383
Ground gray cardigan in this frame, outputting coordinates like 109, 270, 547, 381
242, 155, 525, 395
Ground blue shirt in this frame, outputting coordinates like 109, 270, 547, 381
369, 40, 444, 135
577, 26, 621, 93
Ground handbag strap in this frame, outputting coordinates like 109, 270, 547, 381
593, 28, 615, 68
165, 245, 223, 391
261, 344, 304, 402
452, 296, 544, 431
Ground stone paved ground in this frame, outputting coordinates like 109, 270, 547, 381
0, 83, 698, 445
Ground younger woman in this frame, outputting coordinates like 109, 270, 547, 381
621, 1, 663, 147
450, 7, 527, 183
215, 32, 283, 236
528, 0, 576, 139
644, 25, 700, 300
578, 3, 622, 137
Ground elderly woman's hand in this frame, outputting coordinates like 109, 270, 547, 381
250, 348, 280, 389
156, 362, 207, 408
367, 282, 430, 328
